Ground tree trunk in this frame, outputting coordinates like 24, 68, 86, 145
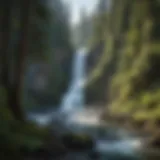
0, 0, 25, 121
9, 0, 31, 121
0, 0, 31, 121
0, 0, 11, 86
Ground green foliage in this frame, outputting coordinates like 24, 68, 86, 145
86, 0, 160, 127
109, 0, 160, 123
0, 86, 49, 158
86, 35, 114, 86
0, 118, 49, 158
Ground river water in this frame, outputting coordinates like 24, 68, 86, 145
28, 48, 157, 160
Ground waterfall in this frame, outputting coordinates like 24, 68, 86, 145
59, 48, 102, 125
27, 48, 88, 125
60, 48, 87, 113
27, 48, 145, 159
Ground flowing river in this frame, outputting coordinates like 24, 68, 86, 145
28, 48, 157, 160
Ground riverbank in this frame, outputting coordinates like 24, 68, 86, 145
100, 119, 160, 159
23, 106, 160, 160
16, 116, 159, 160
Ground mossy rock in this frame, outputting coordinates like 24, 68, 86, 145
132, 119, 147, 129
62, 133, 94, 151
149, 131, 160, 148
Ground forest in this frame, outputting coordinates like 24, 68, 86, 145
1, 0, 160, 159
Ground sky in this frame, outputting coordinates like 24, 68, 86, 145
63, 0, 98, 24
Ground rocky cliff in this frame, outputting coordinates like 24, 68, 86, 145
25, 49, 73, 108
23, 0, 74, 109
85, 42, 107, 106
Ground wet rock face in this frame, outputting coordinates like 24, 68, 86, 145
25, 49, 73, 108
85, 42, 107, 106
86, 42, 104, 74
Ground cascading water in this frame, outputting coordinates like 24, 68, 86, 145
28, 48, 87, 124
58, 49, 144, 159
28, 48, 144, 160
28, 48, 101, 127
60, 48, 87, 113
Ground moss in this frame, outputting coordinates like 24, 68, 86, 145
108, 0, 159, 123
86, 34, 115, 86
86, 0, 160, 131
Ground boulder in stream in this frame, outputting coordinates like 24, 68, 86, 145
149, 131, 160, 148
62, 133, 95, 151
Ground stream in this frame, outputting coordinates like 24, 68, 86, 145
28, 48, 156, 160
